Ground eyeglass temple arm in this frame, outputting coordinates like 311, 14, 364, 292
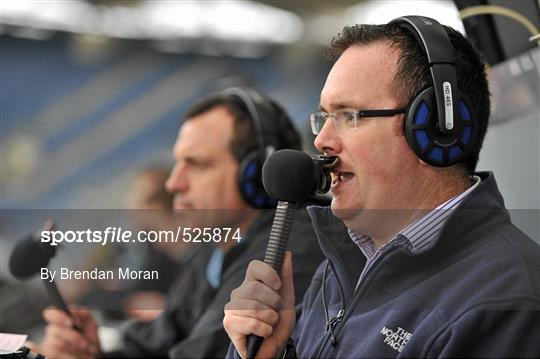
356, 108, 406, 117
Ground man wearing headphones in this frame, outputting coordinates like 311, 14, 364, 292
33, 88, 324, 358
224, 17, 540, 358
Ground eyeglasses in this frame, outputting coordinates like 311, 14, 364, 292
310, 108, 405, 135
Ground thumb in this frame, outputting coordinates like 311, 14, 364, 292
25, 340, 40, 353
279, 251, 295, 308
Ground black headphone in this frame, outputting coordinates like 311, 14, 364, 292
221, 87, 282, 209
389, 16, 479, 167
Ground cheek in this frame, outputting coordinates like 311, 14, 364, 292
347, 131, 412, 185
213, 167, 243, 205
389, 135, 417, 171
347, 138, 391, 181
189, 172, 223, 203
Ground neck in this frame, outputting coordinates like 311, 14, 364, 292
358, 174, 472, 249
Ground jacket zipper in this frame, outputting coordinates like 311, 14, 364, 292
314, 246, 403, 358
328, 260, 347, 307
326, 308, 344, 346
310, 260, 346, 356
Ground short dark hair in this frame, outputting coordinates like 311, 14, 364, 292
183, 92, 302, 162
327, 23, 490, 174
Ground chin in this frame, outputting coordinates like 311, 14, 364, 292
330, 200, 360, 222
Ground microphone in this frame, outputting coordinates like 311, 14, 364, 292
245, 149, 336, 359
9, 220, 81, 331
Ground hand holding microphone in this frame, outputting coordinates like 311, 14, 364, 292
224, 251, 296, 359
223, 150, 336, 359
9, 220, 80, 329
9, 221, 100, 358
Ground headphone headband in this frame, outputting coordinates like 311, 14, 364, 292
390, 16, 454, 64
220, 86, 282, 208
221, 87, 279, 162
389, 16, 459, 135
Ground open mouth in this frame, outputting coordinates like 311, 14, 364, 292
331, 170, 354, 188
173, 196, 192, 209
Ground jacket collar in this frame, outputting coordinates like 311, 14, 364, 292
308, 171, 511, 260
434, 171, 511, 253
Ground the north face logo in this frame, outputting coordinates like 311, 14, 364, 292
380, 326, 412, 353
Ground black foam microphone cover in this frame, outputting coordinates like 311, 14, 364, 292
9, 235, 56, 280
262, 149, 318, 203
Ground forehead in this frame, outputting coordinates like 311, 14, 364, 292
321, 42, 401, 110
174, 106, 234, 155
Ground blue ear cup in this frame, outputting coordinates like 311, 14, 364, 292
237, 150, 278, 209
404, 87, 478, 167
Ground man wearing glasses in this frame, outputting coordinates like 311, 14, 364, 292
224, 19, 540, 358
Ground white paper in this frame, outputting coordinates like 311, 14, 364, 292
0, 333, 28, 354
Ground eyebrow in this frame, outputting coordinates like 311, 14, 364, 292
184, 154, 213, 164
319, 101, 362, 112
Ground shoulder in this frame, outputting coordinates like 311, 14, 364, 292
427, 221, 540, 321
472, 222, 540, 298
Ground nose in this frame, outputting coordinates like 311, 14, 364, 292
314, 117, 341, 155
165, 162, 188, 194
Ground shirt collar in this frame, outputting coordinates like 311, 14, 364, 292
349, 175, 481, 260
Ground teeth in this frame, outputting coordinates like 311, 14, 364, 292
331, 172, 353, 186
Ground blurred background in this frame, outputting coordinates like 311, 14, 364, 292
0, 0, 539, 340
1, 0, 538, 213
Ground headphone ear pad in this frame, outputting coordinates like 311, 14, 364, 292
404, 88, 436, 162
404, 87, 478, 167
237, 151, 276, 209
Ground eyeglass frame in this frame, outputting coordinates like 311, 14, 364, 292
310, 108, 406, 135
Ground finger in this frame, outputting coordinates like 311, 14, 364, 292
68, 306, 91, 331
69, 307, 92, 321
41, 338, 81, 359
45, 325, 86, 352
280, 251, 295, 308
45, 324, 94, 355
24, 340, 39, 353
41, 335, 85, 359
245, 260, 281, 290
231, 280, 282, 310
67, 307, 99, 348
45, 343, 82, 359
43, 307, 73, 327
225, 299, 279, 326
222, 316, 247, 359
83, 317, 100, 348
224, 314, 274, 338
77, 312, 99, 346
